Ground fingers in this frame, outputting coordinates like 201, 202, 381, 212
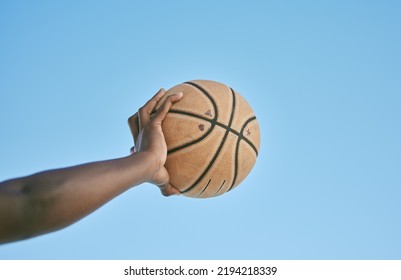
151, 167, 181, 196
146, 88, 167, 108
128, 113, 139, 143
151, 92, 183, 125
138, 88, 166, 129
159, 183, 181, 196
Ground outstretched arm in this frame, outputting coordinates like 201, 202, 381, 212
0, 89, 182, 244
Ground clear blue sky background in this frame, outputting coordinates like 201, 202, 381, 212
1, 0, 400, 259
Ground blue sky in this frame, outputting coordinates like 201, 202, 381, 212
1, 0, 400, 259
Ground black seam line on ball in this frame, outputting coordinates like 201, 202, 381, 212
167, 110, 259, 156
181, 87, 236, 194
167, 111, 215, 155
195, 89, 237, 196
212, 180, 226, 197
175, 82, 257, 156
198, 179, 211, 196
240, 116, 259, 156
228, 115, 258, 192
167, 82, 219, 155
184, 82, 219, 119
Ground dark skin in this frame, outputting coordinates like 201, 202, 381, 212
0, 89, 183, 244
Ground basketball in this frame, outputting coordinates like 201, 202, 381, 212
130, 80, 260, 198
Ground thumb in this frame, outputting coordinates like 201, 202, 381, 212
159, 183, 181, 197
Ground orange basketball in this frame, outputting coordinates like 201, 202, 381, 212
130, 80, 260, 198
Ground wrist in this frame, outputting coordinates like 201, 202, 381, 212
130, 151, 160, 182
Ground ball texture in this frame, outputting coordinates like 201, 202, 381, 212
134, 80, 260, 198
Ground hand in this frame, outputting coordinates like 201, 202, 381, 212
128, 89, 183, 196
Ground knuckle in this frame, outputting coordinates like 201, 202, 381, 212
138, 106, 149, 118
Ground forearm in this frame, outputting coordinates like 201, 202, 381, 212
29, 152, 156, 223
0, 152, 157, 243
